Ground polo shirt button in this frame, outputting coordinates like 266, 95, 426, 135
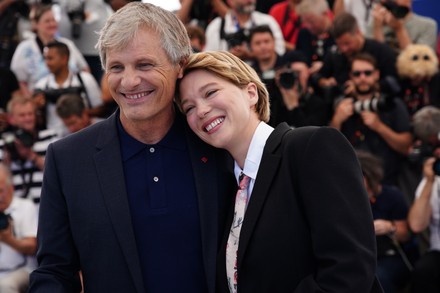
149, 147, 155, 153
153, 176, 159, 182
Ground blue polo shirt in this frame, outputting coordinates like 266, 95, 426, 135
117, 114, 207, 292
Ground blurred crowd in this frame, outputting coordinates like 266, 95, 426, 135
0, 0, 438, 292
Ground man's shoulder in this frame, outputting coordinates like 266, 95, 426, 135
252, 10, 278, 24
409, 13, 437, 27
364, 38, 395, 55
51, 117, 113, 151
205, 15, 223, 32
268, 1, 288, 17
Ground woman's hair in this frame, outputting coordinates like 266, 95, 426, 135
176, 51, 271, 122
96, 2, 192, 69
356, 150, 384, 195
31, 4, 52, 23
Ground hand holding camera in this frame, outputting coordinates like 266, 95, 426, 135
0, 212, 13, 243
2, 128, 36, 162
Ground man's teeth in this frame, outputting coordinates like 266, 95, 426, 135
205, 118, 224, 132
126, 92, 148, 99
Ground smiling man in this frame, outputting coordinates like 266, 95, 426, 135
28, 3, 234, 293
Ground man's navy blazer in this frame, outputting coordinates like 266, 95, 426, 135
29, 111, 235, 293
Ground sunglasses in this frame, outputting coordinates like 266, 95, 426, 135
351, 70, 374, 77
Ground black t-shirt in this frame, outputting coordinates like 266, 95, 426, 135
341, 97, 410, 184
0, 68, 20, 110
295, 28, 336, 66
318, 38, 398, 85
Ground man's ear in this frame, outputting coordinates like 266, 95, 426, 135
177, 58, 187, 79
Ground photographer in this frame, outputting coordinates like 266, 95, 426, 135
371, 0, 437, 52
34, 41, 102, 137
204, 0, 285, 61
407, 105, 440, 293
329, 52, 412, 185
54, 0, 113, 83
0, 95, 58, 203
0, 162, 37, 293
249, 26, 330, 127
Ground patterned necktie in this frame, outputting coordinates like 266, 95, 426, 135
226, 173, 251, 293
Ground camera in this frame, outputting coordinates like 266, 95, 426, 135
34, 87, 84, 105
278, 69, 299, 89
408, 143, 440, 176
0, 212, 10, 230
224, 29, 248, 48
381, 0, 410, 19
67, 2, 85, 39
2, 128, 36, 161
353, 94, 394, 113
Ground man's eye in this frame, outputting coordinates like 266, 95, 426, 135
206, 90, 217, 97
109, 65, 123, 72
138, 63, 153, 69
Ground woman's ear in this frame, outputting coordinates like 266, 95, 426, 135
247, 82, 258, 107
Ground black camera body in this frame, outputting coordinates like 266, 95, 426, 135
0, 212, 10, 230
2, 128, 36, 161
408, 143, 440, 176
382, 0, 410, 19
224, 29, 248, 48
34, 87, 84, 105
279, 69, 299, 89
68, 3, 85, 39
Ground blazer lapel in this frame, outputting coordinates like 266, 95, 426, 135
237, 123, 292, 267
93, 114, 146, 293
184, 122, 224, 293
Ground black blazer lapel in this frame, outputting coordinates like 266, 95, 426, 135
237, 123, 292, 267
94, 114, 146, 293
184, 120, 226, 293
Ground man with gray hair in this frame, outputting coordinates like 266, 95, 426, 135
29, 2, 234, 293
408, 105, 440, 293
295, 0, 336, 74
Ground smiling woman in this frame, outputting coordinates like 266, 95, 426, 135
176, 50, 384, 293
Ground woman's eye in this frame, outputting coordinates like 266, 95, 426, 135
184, 106, 194, 115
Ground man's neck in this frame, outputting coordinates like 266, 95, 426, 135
55, 69, 70, 86
233, 11, 251, 27
258, 54, 277, 72
120, 106, 176, 145
356, 92, 376, 101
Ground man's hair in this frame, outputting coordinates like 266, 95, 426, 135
185, 24, 206, 47
45, 41, 70, 59
412, 106, 440, 143
351, 52, 378, 70
296, 0, 329, 16
176, 51, 271, 122
56, 93, 85, 119
96, 2, 192, 69
331, 12, 359, 39
6, 95, 35, 114
356, 150, 384, 195
248, 25, 274, 43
